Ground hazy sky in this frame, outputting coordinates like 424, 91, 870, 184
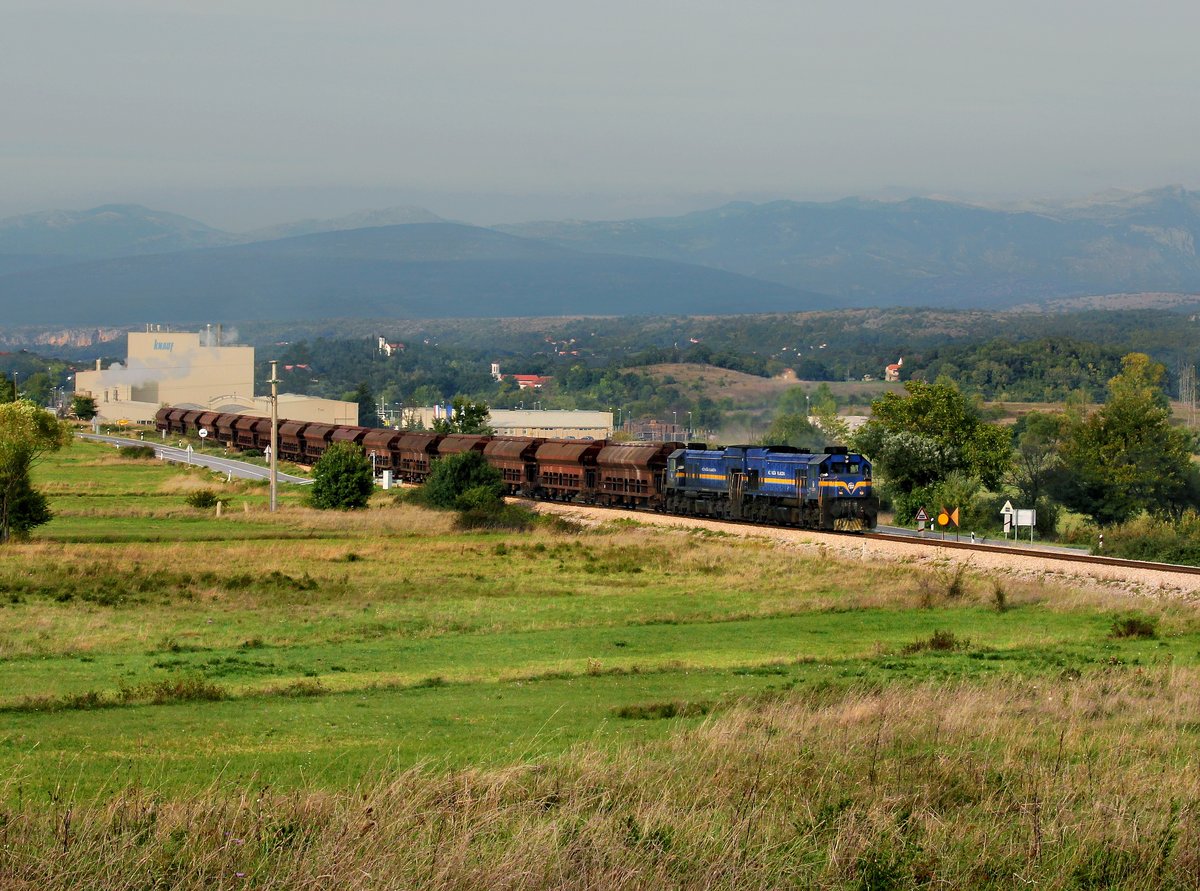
3, 0, 1198, 228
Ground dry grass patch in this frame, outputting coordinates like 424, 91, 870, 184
7, 668, 1200, 889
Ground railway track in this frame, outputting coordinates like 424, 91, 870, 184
520, 498, 1200, 580
864, 530, 1200, 577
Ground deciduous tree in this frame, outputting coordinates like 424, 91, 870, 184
433, 398, 493, 435
72, 394, 98, 421
1054, 353, 1198, 524
0, 400, 71, 542
854, 380, 1011, 522
308, 442, 374, 510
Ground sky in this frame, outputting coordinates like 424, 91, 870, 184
3, 0, 1198, 229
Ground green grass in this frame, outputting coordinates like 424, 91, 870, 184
2, 439, 1197, 802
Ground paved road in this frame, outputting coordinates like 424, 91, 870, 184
876, 523, 1083, 555
78, 433, 313, 485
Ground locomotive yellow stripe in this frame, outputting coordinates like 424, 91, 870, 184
674, 472, 872, 494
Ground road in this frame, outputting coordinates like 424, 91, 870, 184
78, 433, 313, 485
875, 523, 1084, 556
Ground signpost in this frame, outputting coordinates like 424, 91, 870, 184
1001, 501, 1036, 541
185, 444, 194, 465
198, 427, 208, 440
934, 506, 960, 540
1001, 500, 1014, 537
914, 506, 930, 534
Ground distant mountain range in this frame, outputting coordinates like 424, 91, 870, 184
1, 188, 1199, 326
498, 186, 1200, 304
0, 223, 811, 326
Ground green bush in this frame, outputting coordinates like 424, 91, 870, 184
185, 490, 224, 509
309, 442, 374, 510
455, 503, 536, 531
1099, 511, 1200, 566
117, 445, 157, 459
420, 452, 503, 510
1109, 613, 1158, 640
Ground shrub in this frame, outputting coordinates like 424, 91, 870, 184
1110, 613, 1158, 639
117, 445, 157, 459
420, 451, 503, 510
241, 448, 264, 458
309, 442, 374, 510
1097, 511, 1200, 566
185, 489, 225, 509
455, 503, 537, 531
901, 629, 969, 654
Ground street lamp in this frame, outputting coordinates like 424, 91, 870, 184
687, 410, 693, 436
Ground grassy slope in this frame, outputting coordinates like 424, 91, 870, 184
0, 440, 1191, 804
4, 441, 1200, 886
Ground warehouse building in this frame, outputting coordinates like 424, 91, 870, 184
404, 407, 612, 439
74, 325, 356, 425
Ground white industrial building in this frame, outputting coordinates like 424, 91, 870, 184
74, 324, 357, 425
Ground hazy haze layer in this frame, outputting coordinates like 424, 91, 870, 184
3, 0, 1198, 228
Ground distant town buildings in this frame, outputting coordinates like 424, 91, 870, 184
377, 336, 404, 357
490, 362, 552, 390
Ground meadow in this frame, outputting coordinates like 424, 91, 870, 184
2, 438, 1198, 888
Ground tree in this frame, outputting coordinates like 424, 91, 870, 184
0, 400, 71, 542
72, 394, 98, 421
760, 413, 825, 450
308, 442, 374, 510
0, 377, 14, 404
432, 398, 493, 435
348, 382, 380, 428
419, 451, 503, 510
1007, 411, 1066, 507
854, 380, 1012, 522
1054, 353, 1198, 524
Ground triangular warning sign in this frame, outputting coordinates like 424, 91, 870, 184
949, 507, 960, 527
914, 507, 929, 522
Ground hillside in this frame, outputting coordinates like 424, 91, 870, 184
0, 203, 240, 259
500, 187, 1200, 308
0, 223, 819, 326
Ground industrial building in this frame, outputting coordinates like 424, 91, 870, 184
404, 407, 612, 439
74, 325, 357, 425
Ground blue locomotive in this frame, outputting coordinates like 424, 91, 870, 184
664, 445, 877, 531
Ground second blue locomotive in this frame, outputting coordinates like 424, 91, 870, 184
665, 445, 877, 531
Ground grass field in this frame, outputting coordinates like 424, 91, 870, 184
3, 439, 1199, 887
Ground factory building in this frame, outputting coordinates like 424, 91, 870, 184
74, 325, 356, 425
404, 407, 612, 440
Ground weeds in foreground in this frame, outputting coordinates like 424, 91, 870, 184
1110, 613, 1158, 639
900, 629, 970, 655
5, 669, 1200, 890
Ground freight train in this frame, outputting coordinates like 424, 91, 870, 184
155, 407, 878, 532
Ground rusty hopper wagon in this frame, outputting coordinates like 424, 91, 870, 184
534, 439, 605, 501
596, 441, 682, 506
394, 433, 441, 482
483, 436, 545, 495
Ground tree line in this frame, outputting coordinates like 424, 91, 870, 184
850, 354, 1200, 557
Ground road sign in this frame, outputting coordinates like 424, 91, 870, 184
948, 507, 960, 527
914, 507, 930, 523
198, 427, 208, 439
1001, 500, 1014, 515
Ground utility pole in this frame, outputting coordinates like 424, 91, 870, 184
269, 360, 279, 512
